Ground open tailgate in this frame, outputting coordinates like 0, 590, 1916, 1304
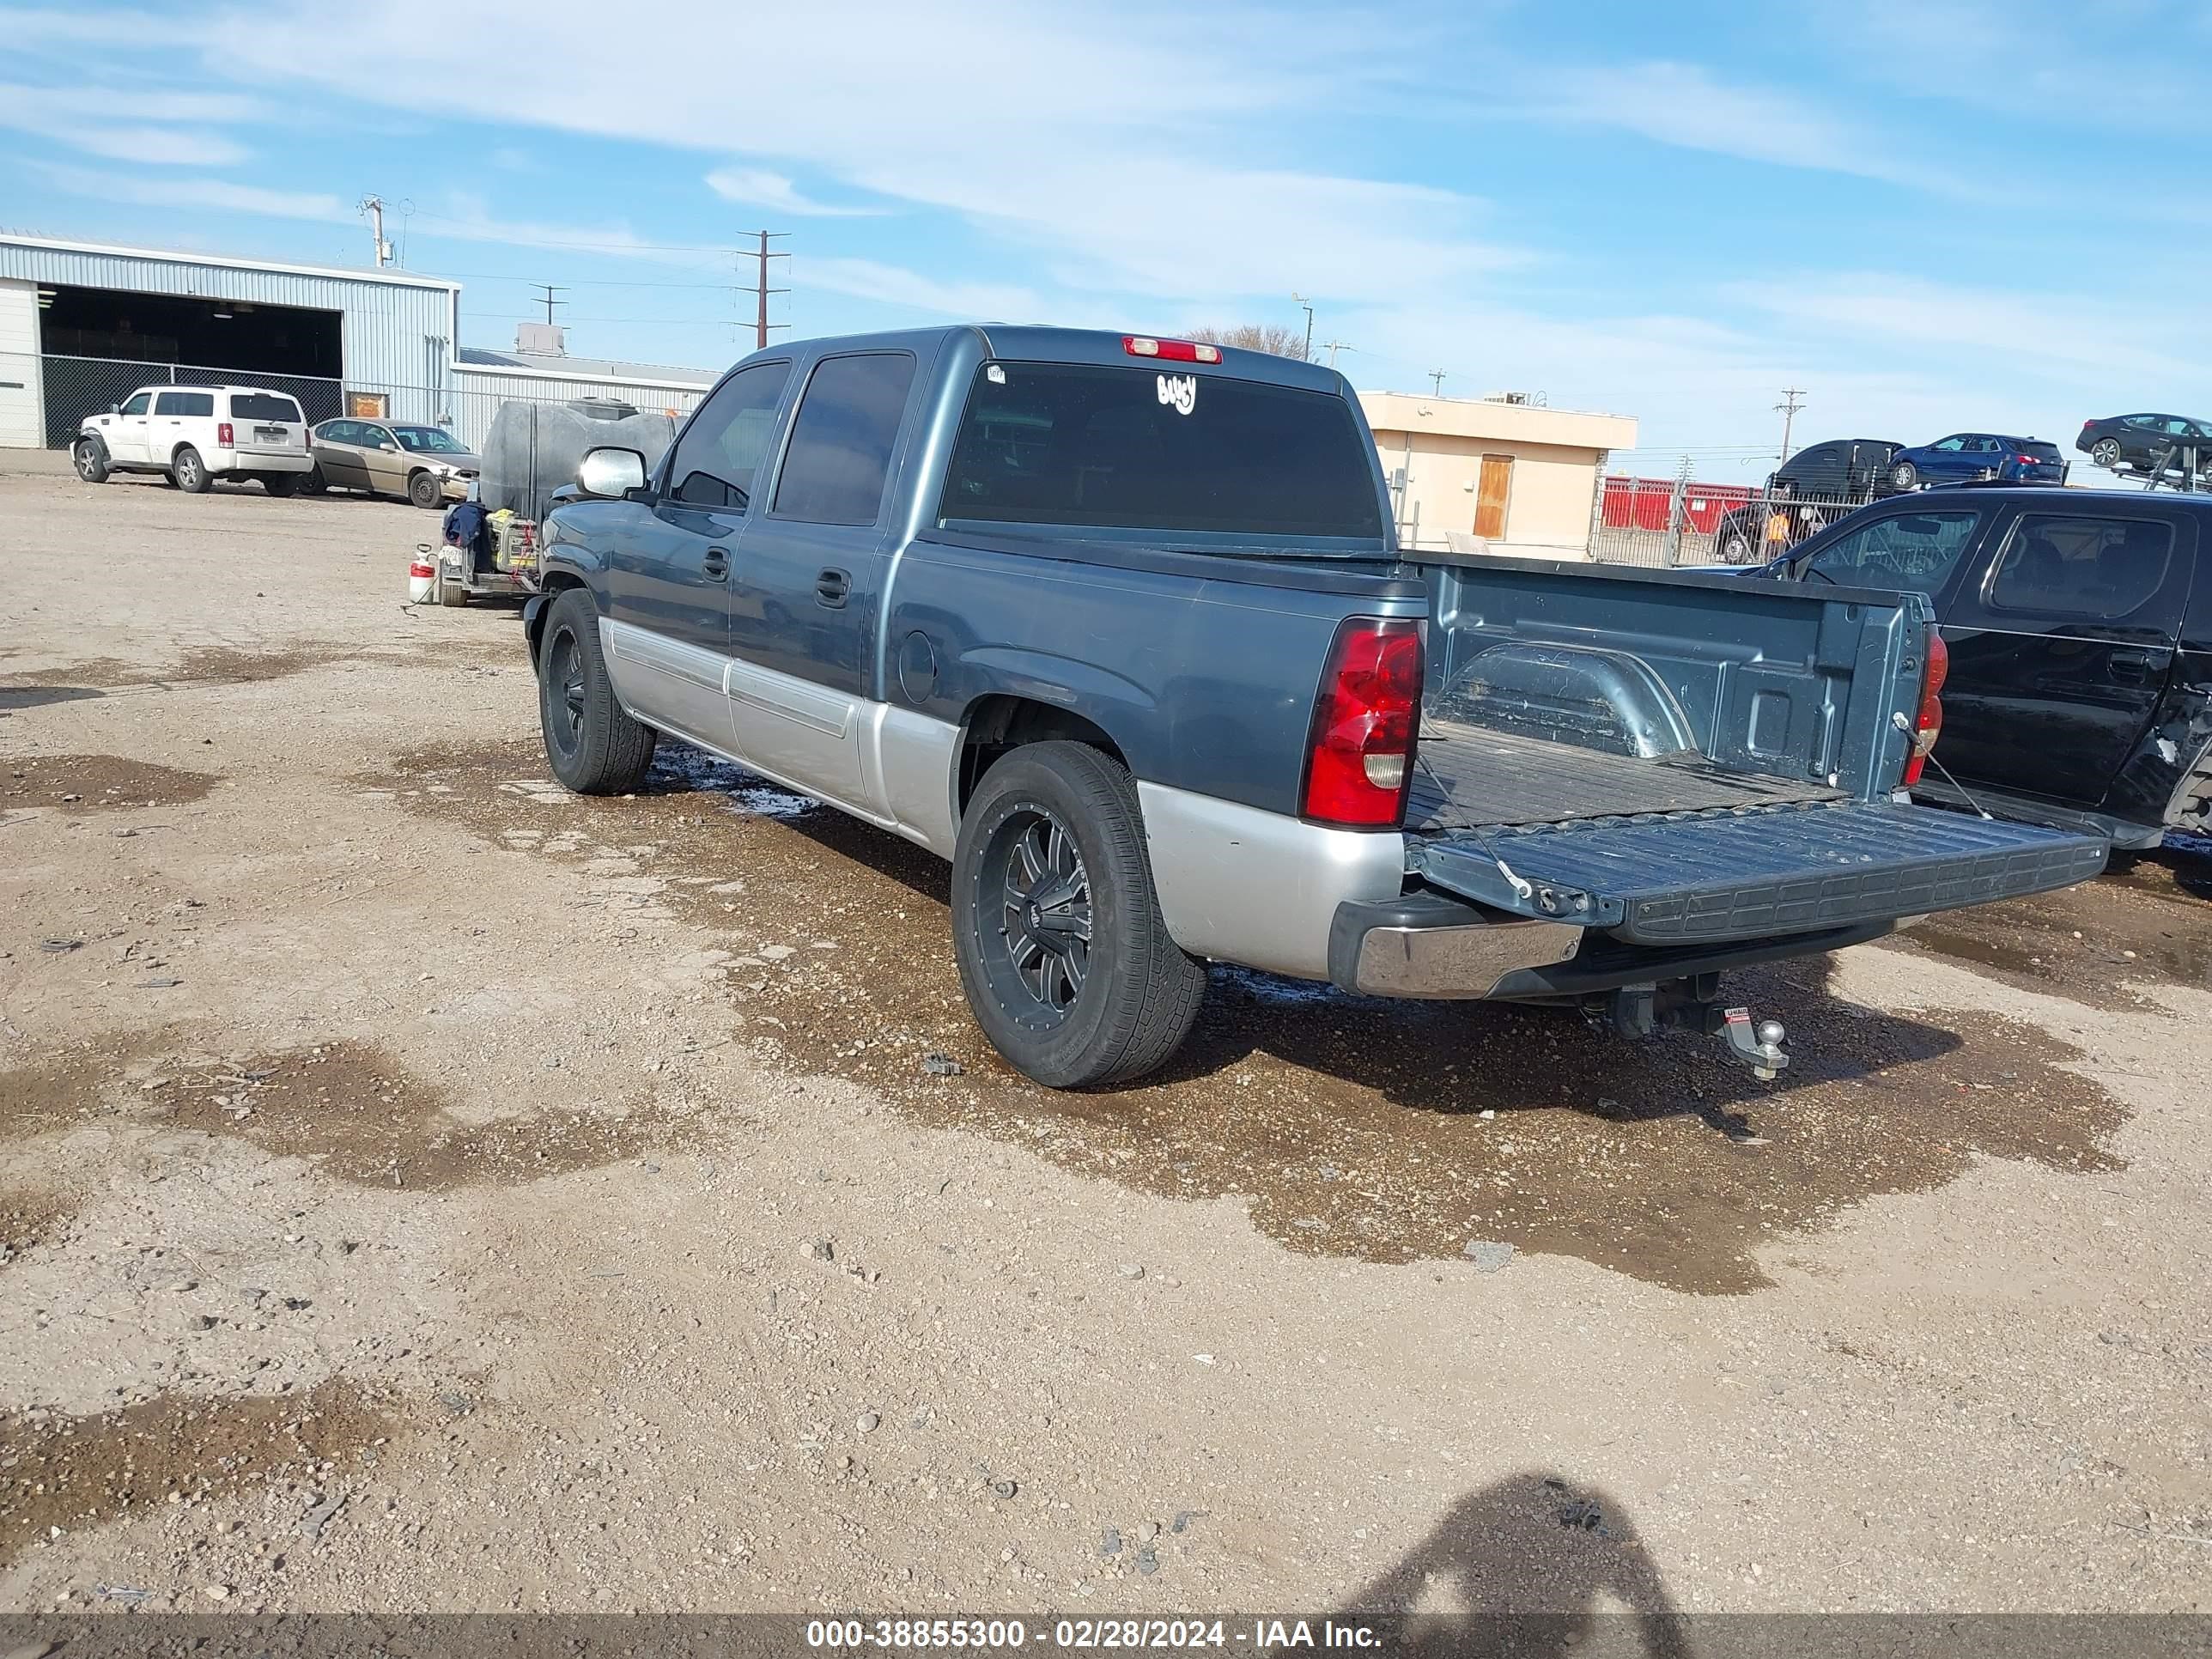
1413, 801, 2108, 945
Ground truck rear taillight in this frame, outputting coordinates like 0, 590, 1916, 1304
1901, 629, 1948, 788
217, 422, 234, 447
1302, 618, 1421, 828
1123, 336, 1222, 364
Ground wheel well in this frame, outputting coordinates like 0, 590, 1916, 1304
526, 572, 590, 663
957, 695, 1127, 813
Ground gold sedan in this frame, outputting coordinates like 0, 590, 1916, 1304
307, 419, 482, 509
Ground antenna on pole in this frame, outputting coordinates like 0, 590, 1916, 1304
1290, 292, 1315, 362
738, 231, 791, 350
1774, 386, 1807, 462
357, 196, 392, 267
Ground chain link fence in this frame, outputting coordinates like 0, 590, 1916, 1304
1589, 472, 1877, 567
6, 351, 711, 459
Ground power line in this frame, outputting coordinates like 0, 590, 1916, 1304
1319, 339, 1355, 368
1427, 369, 1447, 396
531, 284, 568, 326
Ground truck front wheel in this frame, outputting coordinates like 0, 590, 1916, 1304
537, 589, 657, 793
951, 741, 1206, 1089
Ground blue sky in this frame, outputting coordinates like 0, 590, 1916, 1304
3, 0, 2208, 477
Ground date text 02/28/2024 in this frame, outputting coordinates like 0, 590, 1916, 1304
803, 1618, 1383, 1650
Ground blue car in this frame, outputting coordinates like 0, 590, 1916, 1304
1887, 432, 2065, 490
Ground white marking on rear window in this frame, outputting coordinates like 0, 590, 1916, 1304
1157, 373, 1196, 416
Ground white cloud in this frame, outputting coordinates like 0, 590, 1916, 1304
198, 0, 1528, 309
1510, 59, 1911, 184
706, 167, 885, 218
25, 161, 349, 222
0, 82, 254, 166
799, 255, 1043, 321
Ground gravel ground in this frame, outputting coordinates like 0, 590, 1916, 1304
1, 455, 2208, 1618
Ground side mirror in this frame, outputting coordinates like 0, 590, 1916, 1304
577, 447, 647, 499
108, 404, 120, 415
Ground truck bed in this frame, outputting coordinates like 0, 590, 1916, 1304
1409, 717, 1843, 834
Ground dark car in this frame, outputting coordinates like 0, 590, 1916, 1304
1887, 433, 2065, 490
1709, 437, 1901, 561
1744, 487, 2211, 848
2076, 412, 2212, 478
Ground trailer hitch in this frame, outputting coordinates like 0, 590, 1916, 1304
1586, 980, 1790, 1080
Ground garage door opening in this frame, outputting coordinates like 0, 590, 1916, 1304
38, 284, 343, 445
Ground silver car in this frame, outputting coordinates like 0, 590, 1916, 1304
307, 419, 481, 509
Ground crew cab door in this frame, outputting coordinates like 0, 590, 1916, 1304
726, 349, 919, 808
1936, 505, 2195, 808
599, 357, 794, 755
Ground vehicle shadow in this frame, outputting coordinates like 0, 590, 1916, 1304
0, 685, 105, 711
1320, 1473, 1689, 1657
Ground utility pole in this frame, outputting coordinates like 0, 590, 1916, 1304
358, 196, 392, 267
1774, 386, 1807, 462
738, 230, 791, 350
1428, 369, 1448, 396
531, 284, 568, 326
1290, 292, 1315, 362
1320, 339, 1355, 368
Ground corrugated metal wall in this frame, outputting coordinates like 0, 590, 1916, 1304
0, 237, 457, 407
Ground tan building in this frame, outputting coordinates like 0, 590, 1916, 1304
1358, 391, 1638, 560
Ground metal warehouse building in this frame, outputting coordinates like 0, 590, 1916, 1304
0, 234, 719, 454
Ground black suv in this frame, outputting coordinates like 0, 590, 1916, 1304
1711, 438, 1902, 562
1747, 486, 2211, 848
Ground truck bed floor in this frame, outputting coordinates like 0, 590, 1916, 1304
1409, 719, 1843, 834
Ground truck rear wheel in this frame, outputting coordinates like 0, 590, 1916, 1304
538, 588, 656, 793
951, 741, 1206, 1089
172, 447, 210, 494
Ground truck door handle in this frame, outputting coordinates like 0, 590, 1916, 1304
815, 567, 850, 608
2108, 647, 2156, 682
701, 547, 730, 581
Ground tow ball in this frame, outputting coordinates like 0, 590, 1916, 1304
1714, 1006, 1790, 1081
1587, 981, 1790, 1080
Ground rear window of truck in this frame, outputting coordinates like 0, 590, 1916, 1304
230, 393, 302, 423
940, 362, 1384, 539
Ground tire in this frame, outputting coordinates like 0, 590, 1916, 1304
1889, 461, 1918, 491
436, 565, 470, 607
950, 741, 1206, 1089
263, 472, 301, 497
1718, 530, 1753, 563
73, 437, 110, 484
537, 588, 656, 793
172, 447, 210, 494
2091, 437, 2122, 470
300, 465, 328, 495
408, 471, 443, 510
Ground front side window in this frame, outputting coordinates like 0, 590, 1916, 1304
940, 362, 1387, 539
1801, 510, 1982, 592
773, 353, 917, 526
668, 360, 792, 510
1987, 514, 2175, 622
120, 392, 150, 416
154, 391, 215, 417
1931, 436, 1966, 453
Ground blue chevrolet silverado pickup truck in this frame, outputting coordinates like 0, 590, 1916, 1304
520, 326, 2107, 1088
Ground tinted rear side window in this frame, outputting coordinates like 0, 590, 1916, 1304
772, 353, 915, 525
231, 393, 302, 422
1988, 514, 2174, 622
944, 363, 1384, 539
154, 391, 215, 416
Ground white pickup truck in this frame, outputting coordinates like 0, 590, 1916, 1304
74, 384, 313, 495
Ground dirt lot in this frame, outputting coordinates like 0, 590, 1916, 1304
2, 453, 2209, 1619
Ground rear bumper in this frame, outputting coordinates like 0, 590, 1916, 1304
1328, 890, 1583, 998
216, 449, 313, 474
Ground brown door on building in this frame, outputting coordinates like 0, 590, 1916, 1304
1474, 454, 1513, 539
